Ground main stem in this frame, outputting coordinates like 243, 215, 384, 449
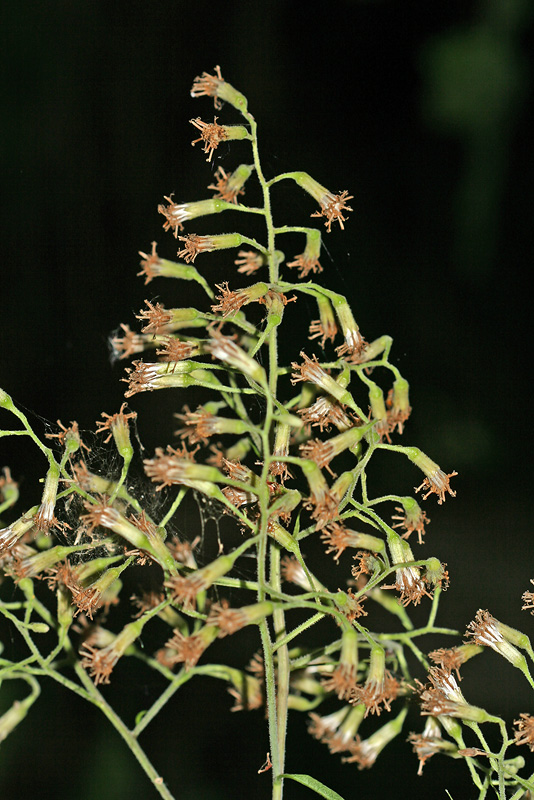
246, 111, 290, 800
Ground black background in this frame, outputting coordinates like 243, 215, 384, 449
2, 1, 534, 798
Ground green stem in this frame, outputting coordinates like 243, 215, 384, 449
74, 663, 175, 800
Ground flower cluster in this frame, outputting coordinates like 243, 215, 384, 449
9, 67, 531, 800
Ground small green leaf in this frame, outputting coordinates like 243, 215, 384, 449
279, 773, 345, 800
135, 710, 147, 726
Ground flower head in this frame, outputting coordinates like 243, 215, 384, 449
298, 396, 352, 433
190, 117, 249, 162
343, 708, 408, 768
211, 281, 268, 317
308, 294, 338, 347
96, 403, 137, 448
208, 164, 253, 203
206, 330, 266, 385
34, 465, 60, 532
206, 599, 273, 636
514, 714, 534, 751
123, 360, 194, 398
408, 717, 458, 775
156, 337, 201, 363
417, 666, 489, 722
391, 497, 430, 545
45, 420, 90, 454
138, 240, 164, 279
321, 627, 359, 700
428, 644, 483, 680
386, 378, 411, 434
190, 66, 248, 113
291, 352, 352, 407
234, 249, 265, 276
287, 229, 322, 277
80, 618, 145, 685
158, 197, 224, 236
308, 705, 365, 756
408, 449, 457, 504
350, 646, 400, 716
311, 189, 353, 232
163, 625, 219, 669
292, 172, 353, 232
321, 523, 384, 562
465, 609, 528, 670
332, 298, 367, 361
521, 579, 534, 613
110, 324, 158, 359
177, 232, 242, 263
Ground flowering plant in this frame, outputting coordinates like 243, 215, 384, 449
1, 67, 534, 800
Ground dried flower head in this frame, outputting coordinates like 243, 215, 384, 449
234, 249, 265, 275
514, 714, 534, 752
391, 499, 430, 545
190, 116, 228, 161
311, 190, 353, 232
521, 579, 534, 613
208, 164, 253, 204
96, 403, 137, 444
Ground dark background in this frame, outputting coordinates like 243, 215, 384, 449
2, 1, 533, 798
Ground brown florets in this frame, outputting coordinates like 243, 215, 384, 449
417, 666, 466, 717
163, 629, 211, 669
136, 300, 173, 334
81, 500, 119, 536
177, 233, 215, 263
391, 505, 430, 545
291, 352, 328, 387
393, 566, 430, 607
321, 523, 353, 561
175, 406, 218, 445
45, 420, 90, 453
79, 642, 117, 685
514, 714, 534, 751
227, 674, 264, 712
156, 337, 199, 363
138, 241, 163, 281
311, 190, 353, 233
351, 672, 400, 717
322, 664, 359, 700
415, 470, 457, 505
110, 324, 148, 359
164, 572, 206, 610
308, 317, 337, 347
234, 250, 264, 275
95, 403, 137, 443
280, 555, 309, 588
190, 117, 228, 162
211, 282, 249, 316
208, 166, 244, 203
298, 397, 352, 433
335, 329, 367, 362
428, 647, 468, 680
143, 443, 198, 489
206, 600, 248, 636
190, 65, 225, 109
306, 488, 340, 531
286, 252, 322, 277
299, 438, 336, 477
521, 579, 534, 613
